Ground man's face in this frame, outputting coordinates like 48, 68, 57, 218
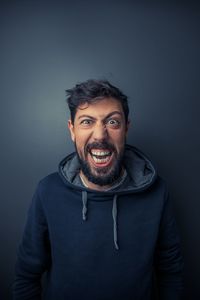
68, 97, 129, 186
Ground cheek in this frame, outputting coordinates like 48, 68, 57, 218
111, 131, 126, 146
74, 135, 88, 153
75, 129, 92, 145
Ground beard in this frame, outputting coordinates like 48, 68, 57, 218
75, 141, 125, 186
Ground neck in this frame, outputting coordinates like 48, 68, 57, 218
79, 169, 125, 191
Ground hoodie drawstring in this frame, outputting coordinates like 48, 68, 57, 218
81, 191, 119, 250
112, 195, 119, 250
82, 191, 88, 221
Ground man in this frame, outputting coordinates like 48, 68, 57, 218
13, 79, 184, 299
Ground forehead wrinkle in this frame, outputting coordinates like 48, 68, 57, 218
77, 111, 123, 121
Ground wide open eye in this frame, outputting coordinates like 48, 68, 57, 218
107, 119, 120, 128
80, 119, 93, 126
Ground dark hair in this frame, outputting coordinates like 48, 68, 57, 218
66, 79, 129, 124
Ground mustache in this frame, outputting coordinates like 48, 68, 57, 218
85, 141, 116, 153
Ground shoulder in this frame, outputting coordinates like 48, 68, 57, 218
39, 172, 61, 185
154, 175, 168, 190
149, 175, 169, 201
36, 172, 66, 195
31, 172, 70, 211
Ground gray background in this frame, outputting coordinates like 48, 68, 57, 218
1, 0, 200, 299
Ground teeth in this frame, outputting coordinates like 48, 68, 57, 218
92, 156, 110, 163
91, 150, 111, 156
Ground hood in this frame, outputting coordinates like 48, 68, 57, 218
58, 144, 157, 251
59, 144, 157, 194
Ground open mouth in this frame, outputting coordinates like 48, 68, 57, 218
89, 149, 113, 166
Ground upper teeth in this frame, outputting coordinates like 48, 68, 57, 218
91, 150, 111, 156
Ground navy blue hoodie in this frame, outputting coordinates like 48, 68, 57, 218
13, 145, 184, 299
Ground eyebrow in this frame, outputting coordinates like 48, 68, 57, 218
78, 111, 123, 121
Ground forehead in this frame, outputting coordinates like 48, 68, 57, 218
75, 97, 124, 119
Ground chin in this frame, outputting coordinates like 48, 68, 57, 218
85, 164, 122, 186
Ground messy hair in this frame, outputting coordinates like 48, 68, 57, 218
66, 79, 129, 124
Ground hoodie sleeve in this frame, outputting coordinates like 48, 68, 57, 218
154, 189, 184, 300
13, 183, 51, 300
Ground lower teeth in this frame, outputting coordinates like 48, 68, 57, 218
92, 155, 110, 163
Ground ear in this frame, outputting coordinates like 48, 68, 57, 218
68, 119, 75, 142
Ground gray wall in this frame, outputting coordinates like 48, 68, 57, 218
1, 0, 199, 299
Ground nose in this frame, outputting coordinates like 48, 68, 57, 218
92, 123, 108, 141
